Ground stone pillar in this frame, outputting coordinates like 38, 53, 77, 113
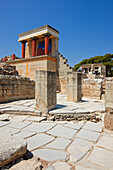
12, 54, 15, 60
67, 72, 82, 102
32, 38, 37, 56
35, 70, 56, 114
21, 41, 26, 59
45, 35, 49, 55
104, 81, 113, 131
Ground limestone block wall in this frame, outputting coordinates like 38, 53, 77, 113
56, 53, 74, 94
0, 75, 35, 103
82, 79, 103, 99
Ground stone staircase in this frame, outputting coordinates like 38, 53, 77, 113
56, 53, 74, 94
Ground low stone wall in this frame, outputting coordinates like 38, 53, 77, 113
82, 79, 103, 99
0, 75, 35, 103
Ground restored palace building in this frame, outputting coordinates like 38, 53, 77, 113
1, 25, 73, 94
7, 25, 59, 80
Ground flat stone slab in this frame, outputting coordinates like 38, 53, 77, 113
75, 109, 90, 114
96, 135, 113, 151
0, 121, 10, 127
75, 165, 104, 170
63, 106, 79, 111
49, 109, 76, 115
0, 107, 19, 112
27, 116, 46, 122
17, 130, 36, 139
26, 134, 54, 151
47, 161, 71, 170
83, 122, 103, 132
11, 116, 29, 122
33, 149, 67, 162
0, 129, 27, 167
0, 114, 11, 121
47, 124, 77, 139
68, 138, 93, 163
77, 129, 100, 142
46, 138, 71, 150
87, 146, 113, 169
63, 122, 84, 130
0, 126, 20, 134
8, 121, 31, 129
24, 122, 56, 133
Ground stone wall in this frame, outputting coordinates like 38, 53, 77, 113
82, 79, 103, 99
0, 65, 35, 103
7, 55, 57, 80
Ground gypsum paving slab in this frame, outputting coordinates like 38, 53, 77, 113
24, 122, 56, 133
26, 134, 54, 151
47, 124, 78, 139
33, 149, 68, 162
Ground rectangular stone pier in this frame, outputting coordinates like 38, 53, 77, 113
67, 72, 82, 102
35, 71, 56, 115
104, 81, 113, 130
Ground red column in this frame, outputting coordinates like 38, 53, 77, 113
32, 38, 37, 56
12, 54, 15, 60
45, 35, 49, 55
21, 41, 26, 59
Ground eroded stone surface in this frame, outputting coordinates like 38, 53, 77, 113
26, 134, 54, 151
8, 121, 31, 129
0, 121, 10, 127
33, 149, 67, 162
17, 130, 36, 139
11, 116, 29, 122
83, 122, 103, 132
10, 156, 42, 170
77, 129, 100, 142
24, 122, 56, 133
46, 138, 71, 150
27, 116, 46, 122
87, 146, 113, 169
68, 138, 93, 163
0, 129, 27, 167
97, 135, 113, 151
63, 122, 84, 130
47, 124, 77, 139
1, 126, 20, 134
47, 161, 72, 170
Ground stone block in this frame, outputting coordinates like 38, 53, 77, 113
67, 72, 82, 102
35, 71, 56, 114
105, 81, 113, 130
0, 129, 27, 167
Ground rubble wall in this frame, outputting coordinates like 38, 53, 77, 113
82, 79, 103, 99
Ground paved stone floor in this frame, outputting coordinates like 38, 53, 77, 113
0, 94, 113, 169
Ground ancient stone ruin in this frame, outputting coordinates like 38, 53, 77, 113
0, 64, 35, 103
0, 25, 113, 169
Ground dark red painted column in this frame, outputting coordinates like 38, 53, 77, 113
21, 41, 26, 59
12, 54, 15, 60
45, 35, 49, 55
32, 38, 37, 56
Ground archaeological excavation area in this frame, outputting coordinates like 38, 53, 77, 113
0, 25, 113, 170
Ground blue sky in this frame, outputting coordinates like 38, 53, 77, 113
0, 0, 113, 67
